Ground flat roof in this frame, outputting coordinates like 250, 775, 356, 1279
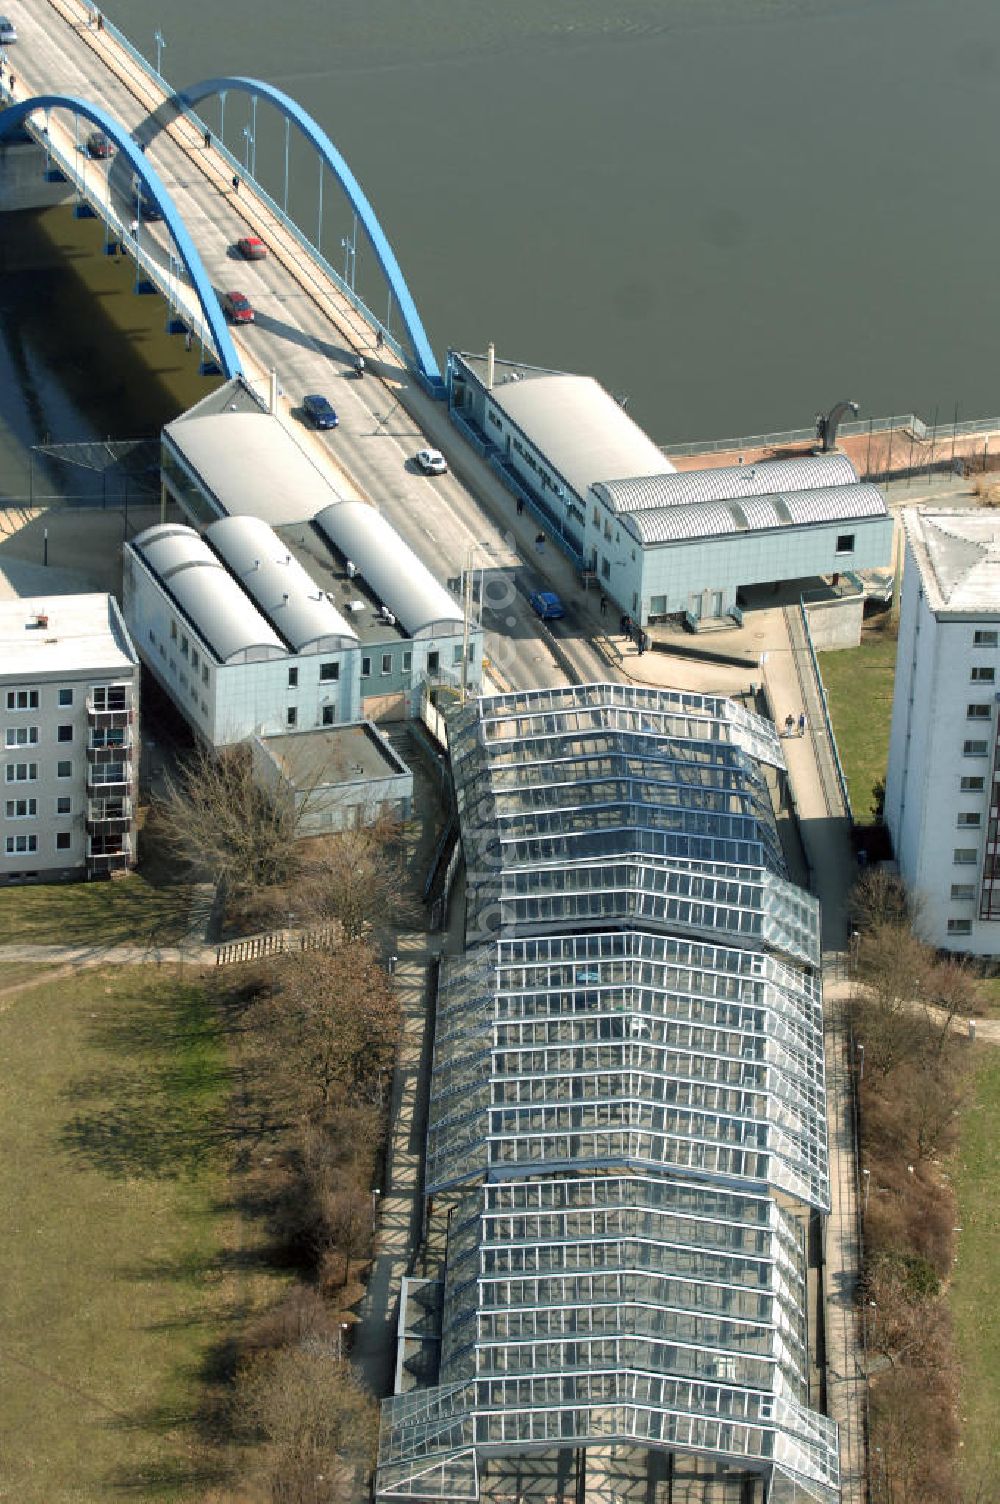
0, 593, 137, 677
454, 352, 674, 501
257, 721, 407, 789
275, 523, 408, 645
904, 508, 1000, 616
164, 407, 346, 527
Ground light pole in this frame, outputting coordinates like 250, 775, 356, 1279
372, 1187, 381, 1229
856, 1041, 864, 1084
861, 1166, 870, 1215
153, 28, 165, 78
336, 1321, 349, 1361
340, 223, 357, 290
242, 124, 254, 174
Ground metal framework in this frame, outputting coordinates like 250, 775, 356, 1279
0, 94, 243, 380
176, 77, 443, 388
376, 686, 837, 1504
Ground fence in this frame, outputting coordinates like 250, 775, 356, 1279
215, 922, 340, 966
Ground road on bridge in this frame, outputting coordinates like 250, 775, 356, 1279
6, 0, 614, 693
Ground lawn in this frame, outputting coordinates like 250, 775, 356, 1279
950, 1048, 1000, 1494
0, 868, 193, 947
0, 964, 279, 1501
819, 622, 898, 821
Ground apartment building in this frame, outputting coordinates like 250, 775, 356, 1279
0, 594, 140, 883
885, 509, 1000, 952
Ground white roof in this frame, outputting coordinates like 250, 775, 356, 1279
313, 503, 464, 638
206, 515, 358, 651
904, 508, 1000, 616
622, 482, 887, 546
594, 453, 857, 514
484, 372, 674, 500
163, 410, 345, 526
130, 524, 286, 663
0, 593, 137, 677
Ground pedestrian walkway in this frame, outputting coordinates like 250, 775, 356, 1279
352, 932, 439, 1396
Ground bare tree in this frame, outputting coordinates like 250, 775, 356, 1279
157, 741, 299, 897
238, 1342, 378, 1504
294, 814, 418, 940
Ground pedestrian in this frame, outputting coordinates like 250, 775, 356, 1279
619, 613, 628, 635
203, 128, 211, 149
129, 217, 139, 237
516, 497, 524, 516
599, 593, 607, 616
637, 631, 646, 657
96, 10, 103, 29
184, 330, 193, 352
798, 711, 806, 737
535, 531, 546, 552
784, 714, 794, 737
376, 327, 384, 351
231, 173, 240, 194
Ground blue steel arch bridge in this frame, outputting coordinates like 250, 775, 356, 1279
0, 68, 444, 394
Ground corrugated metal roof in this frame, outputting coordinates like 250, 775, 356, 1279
483, 372, 674, 502
313, 502, 464, 638
206, 515, 357, 651
594, 452, 857, 514
622, 482, 888, 546
130, 523, 286, 664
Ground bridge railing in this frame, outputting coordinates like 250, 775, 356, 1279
84, 4, 407, 367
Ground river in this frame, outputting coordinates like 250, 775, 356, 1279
2, 0, 999, 485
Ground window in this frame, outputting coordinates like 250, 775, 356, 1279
601, 557, 611, 580
6, 689, 39, 711
964, 739, 989, 756
951, 883, 975, 900
5, 799, 37, 818
971, 666, 995, 683
402, 650, 412, 672
5, 834, 37, 855
836, 533, 855, 554
453, 644, 463, 666
650, 595, 667, 616
56, 797, 71, 815
201, 665, 210, 685
361, 656, 372, 678
288, 667, 299, 688
286, 707, 297, 728
170, 621, 177, 641
58, 688, 74, 707
180, 635, 189, 657
947, 918, 972, 936
427, 651, 439, 674
5, 727, 38, 747
967, 703, 991, 720
5, 763, 37, 783
319, 661, 339, 682
322, 705, 335, 726
974, 630, 998, 647
55, 832, 71, 851
57, 724, 73, 743
954, 848, 978, 865
961, 776, 985, 792
958, 812, 982, 827
382, 653, 393, 676
57, 760, 72, 779
593, 507, 600, 527
191, 648, 199, 670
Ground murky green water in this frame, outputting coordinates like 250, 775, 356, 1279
3, 0, 999, 475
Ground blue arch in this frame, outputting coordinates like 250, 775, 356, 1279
0, 94, 244, 380
178, 76, 442, 389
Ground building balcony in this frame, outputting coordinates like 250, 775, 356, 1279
86, 833, 133, 875
87, 704, 135, 731
86, 739, 134, 765
85, 769, 133, 797
86, 797, 133, 836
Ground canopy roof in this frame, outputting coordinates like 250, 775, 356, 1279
313, 502, 464, 638
206, 514, 357, 651
129, 523, 285, 664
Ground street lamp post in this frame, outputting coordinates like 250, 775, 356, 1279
372, 1187, 381, 1229
242, 124, 254, 174
856, 1041, 865, 1084
861, 1166, 870, 1215
153, 28, 165, 78
336, 1321, 349, 1361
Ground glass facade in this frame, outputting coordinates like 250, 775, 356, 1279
377, 686, 836, 1504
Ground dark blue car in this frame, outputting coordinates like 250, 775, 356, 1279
302, 394, 339, 430
529, 590, 565, 621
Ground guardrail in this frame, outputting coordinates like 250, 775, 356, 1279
661, 410, 1000, 460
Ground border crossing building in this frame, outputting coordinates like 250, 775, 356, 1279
449, 351, 892, 626
377, 684, 837, 1504
886, 509, 1000, 953
124, 380, 482, 745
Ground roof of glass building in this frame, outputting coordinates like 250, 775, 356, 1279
377, 686, 835, 1504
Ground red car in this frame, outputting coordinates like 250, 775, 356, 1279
86, 130, 115, 159
236, 236, 267, 261
222, 291, 254, 324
